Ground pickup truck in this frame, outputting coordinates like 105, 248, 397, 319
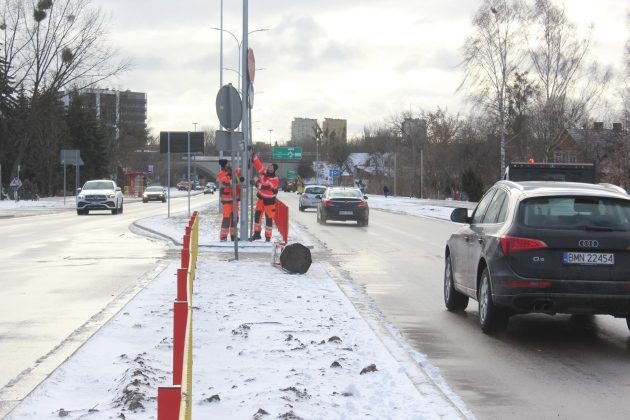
76, 179, 124, 215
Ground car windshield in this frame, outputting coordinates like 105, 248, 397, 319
519, 196, 630, 230
305, 187, 326, 195
146, 186, 163, 192
328, 189, 363, 199
83, 181, 114, 190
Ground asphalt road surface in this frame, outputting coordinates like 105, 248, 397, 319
282, 191, 630, 420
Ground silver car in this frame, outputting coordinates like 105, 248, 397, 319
298, 185, 327, 211
76, 179, 124, 215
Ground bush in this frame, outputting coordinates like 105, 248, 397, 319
461, 168, 484, 202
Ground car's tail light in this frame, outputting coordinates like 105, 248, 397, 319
324, 199, 334, 206
358, 200, 367, 208
500, 235, 548, 255
502, 280, 552, 288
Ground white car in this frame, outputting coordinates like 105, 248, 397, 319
298, 185, 327, 211
76, 179, 124, 215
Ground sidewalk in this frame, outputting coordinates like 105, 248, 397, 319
6, 199, 474, 419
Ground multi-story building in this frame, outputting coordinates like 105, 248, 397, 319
322, 118, 347, 144
291, 117, 319, 145
62, 88, 147, 138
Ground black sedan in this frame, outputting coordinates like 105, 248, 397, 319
316, 187, 369, 226
445, 180, 630, 334
142, 186, 167, 203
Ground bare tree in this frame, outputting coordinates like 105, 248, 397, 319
528, 0, 612, 159
459, 0, 529, 177
3, 0, 128, 96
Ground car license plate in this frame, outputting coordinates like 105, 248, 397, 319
563, 252, 614, 265
339, 210, 353, 215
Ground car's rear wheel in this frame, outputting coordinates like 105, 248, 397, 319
299, 204, 304, 212
478, 267, 508, 334
317, 208, 326, 224
444, 255, 469, 311
626, 317, 630, 331
119, 201, 123, 213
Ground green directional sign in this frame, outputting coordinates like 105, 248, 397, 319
286, 170, 298, 180
272, 147, 303, 160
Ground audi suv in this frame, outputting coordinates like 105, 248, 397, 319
445, 180, 630, 334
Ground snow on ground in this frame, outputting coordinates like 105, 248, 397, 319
5, 193, 476, 419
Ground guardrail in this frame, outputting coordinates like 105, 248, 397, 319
157, 211, 199, 420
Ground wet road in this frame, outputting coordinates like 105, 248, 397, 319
284, 193, 630, 420
0, 193, 211, 416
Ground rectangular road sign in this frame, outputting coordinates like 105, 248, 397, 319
286, 170, 298, 180
329, 169, 340, 177
272, 147, 302, 160
159, 132, 204, 154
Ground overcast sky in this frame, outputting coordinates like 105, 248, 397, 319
92, 0, 627, 144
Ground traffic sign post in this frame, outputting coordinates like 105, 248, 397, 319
272, 147, 303, 160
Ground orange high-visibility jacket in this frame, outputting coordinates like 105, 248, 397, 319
217, 168, 242, 203
253, 155, 279, 204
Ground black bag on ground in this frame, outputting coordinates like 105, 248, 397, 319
279, 243, 312, 274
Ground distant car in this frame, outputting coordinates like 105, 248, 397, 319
143, 185, 167, 203
76, 179, 124, 215
317, 186, 369, 226
298, 185, 326, 211
445, 180, 630, 334
283, 180, 296, 192
177, 181, 192, 191
204, 182, 216, 194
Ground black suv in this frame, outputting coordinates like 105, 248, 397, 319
445, 180, 630, 334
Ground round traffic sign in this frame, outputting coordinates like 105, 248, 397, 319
247, 48, 255, 82
215, 84, 243, 130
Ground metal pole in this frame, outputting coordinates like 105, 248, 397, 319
220, 0, 223, 92
240, 0, 249, 240
167, 132, 171, 218
63, 163, 66, 205
420, 148, 424, 199
187, 131, 191, 218
249, 105, 254, 238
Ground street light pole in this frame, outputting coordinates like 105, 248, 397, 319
192, 122, 197, 132
268, 129, 273, 149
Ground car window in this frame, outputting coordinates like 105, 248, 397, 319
329, 189, 363, 198
305, 187, 326, 195
520, 196, 630, 230
84, 181, 114, 190
482, 189, 508, 224
471, 189, 496, 224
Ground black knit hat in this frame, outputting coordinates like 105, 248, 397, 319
219, 159, 229, 168
272, 163, 278, 172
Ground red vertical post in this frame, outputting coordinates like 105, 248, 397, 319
173, 301, 187, 385
183, 234, 191, 250
181, 247, 189, 269
177, 268, 188, 302
158, 386, 181, 420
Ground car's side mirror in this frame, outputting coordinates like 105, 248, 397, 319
76, 188, 82, 193
363, 195, 368, 200
116, 187, 121, 192
450, 208, 470, 223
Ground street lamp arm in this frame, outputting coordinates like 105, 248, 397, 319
210, 27, 240, 48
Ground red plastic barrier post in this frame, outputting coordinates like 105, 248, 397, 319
173, 301, 187, 385
158, 386, 181, 420
185, 225, 192, 235
275, 199, 289, 243
181, 247, 189, 269
177, 268, 188, 302
183, 234, 190, 250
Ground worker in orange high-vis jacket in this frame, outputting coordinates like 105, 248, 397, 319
251, 176, 265, 241
251, 152, 279, 242
217, 159, 243, 241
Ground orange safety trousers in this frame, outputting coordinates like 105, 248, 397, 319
254, 200, 276, 240
220, 202, 239, 241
